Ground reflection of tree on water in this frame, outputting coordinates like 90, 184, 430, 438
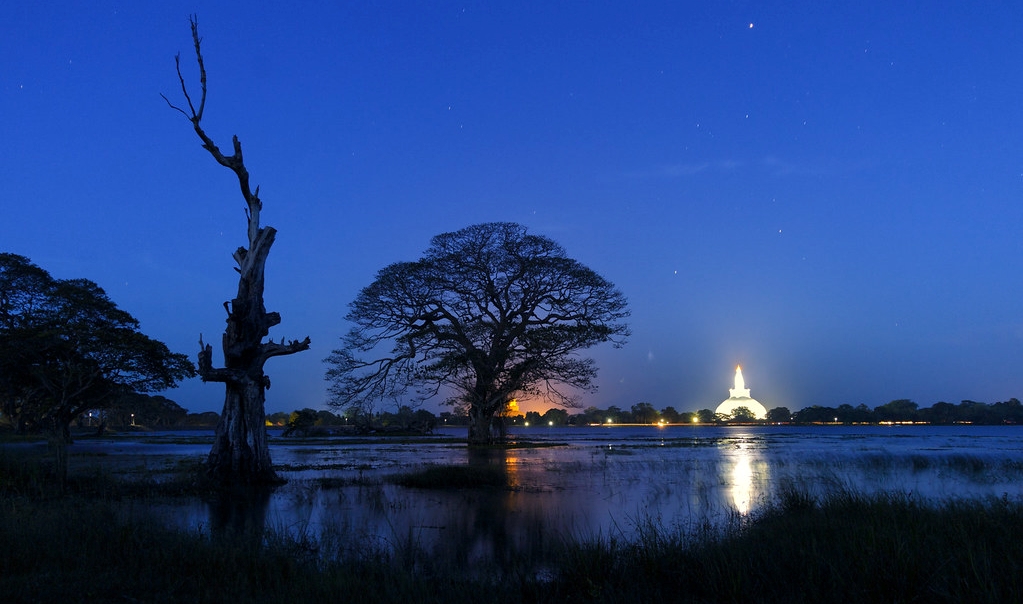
206, 486, 273, 545
431, 447, 548, 573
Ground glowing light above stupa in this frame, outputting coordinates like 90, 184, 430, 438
716, 365, 768, 420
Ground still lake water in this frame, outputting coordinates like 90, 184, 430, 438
62, 424, 1023, 569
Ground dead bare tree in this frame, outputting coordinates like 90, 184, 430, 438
164, 17, 310, 484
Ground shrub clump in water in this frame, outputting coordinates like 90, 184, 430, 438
390, 464, 509, 489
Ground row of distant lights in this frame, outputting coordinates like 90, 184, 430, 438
524, 416, 704, 427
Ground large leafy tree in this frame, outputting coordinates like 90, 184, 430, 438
0, 253, 194, 482
325, 222, 630, 445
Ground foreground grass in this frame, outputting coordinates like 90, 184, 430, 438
3, 452, 1023, 603
4, 492, 1023, 603
546, 489, 1023, 603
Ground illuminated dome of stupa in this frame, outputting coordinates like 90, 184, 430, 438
716, 365, 767, 420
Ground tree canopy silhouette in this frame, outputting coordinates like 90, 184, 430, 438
325, 222, 629, 444
0, 253, 194, 484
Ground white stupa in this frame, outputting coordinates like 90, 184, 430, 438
716, 365, 768, 420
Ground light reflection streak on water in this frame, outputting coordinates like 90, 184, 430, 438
731, 446, 754, 514
504, 454, 520, 489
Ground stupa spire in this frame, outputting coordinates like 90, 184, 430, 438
716, 363, 767, 419
730, 365, 750, 398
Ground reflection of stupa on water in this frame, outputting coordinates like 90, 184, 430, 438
716, 365, 768, 420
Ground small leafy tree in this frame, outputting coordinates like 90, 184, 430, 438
282, 409, 318, 437
0, 253, 194, 484
604, 405, 624, 424
0, 253, 52, 433
104, 392, 189, 429
874, 399, 918, 422
696, 408, 717, 423
730, 406, 756, 422
325, 222, 629, 445
765, 406, 791, 423
542, 408, 570, 426
660, 406, 682, 423
574, 406, 607, 426
631, 402, 660, 424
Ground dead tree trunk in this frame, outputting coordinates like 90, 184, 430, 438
166, 17, 309, 485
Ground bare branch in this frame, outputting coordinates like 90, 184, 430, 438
259, 337, 311, 365
159, 90, 189, 119
189, 15, 207, 121
196, 337, 234, 383
160, 17, 205, 121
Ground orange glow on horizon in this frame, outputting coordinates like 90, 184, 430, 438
504, 397, 551, 414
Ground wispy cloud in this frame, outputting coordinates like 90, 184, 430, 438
625, 159, 743, 179
626, 156, 876, 180
760, 155, 869, 177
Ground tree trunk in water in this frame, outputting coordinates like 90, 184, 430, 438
207, 377, 277, 484
196, 223, 308, 485
467, 405, 497, 446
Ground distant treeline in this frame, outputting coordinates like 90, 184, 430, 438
266, 407, 439, 436
38, 395, 1023, 436
66, 393, 220, 431
264, 398, 1023, 434
526, 398, 1023, 426
788, 398, 1023, 425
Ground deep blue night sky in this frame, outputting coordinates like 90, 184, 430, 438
4, 2, 1023, 414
